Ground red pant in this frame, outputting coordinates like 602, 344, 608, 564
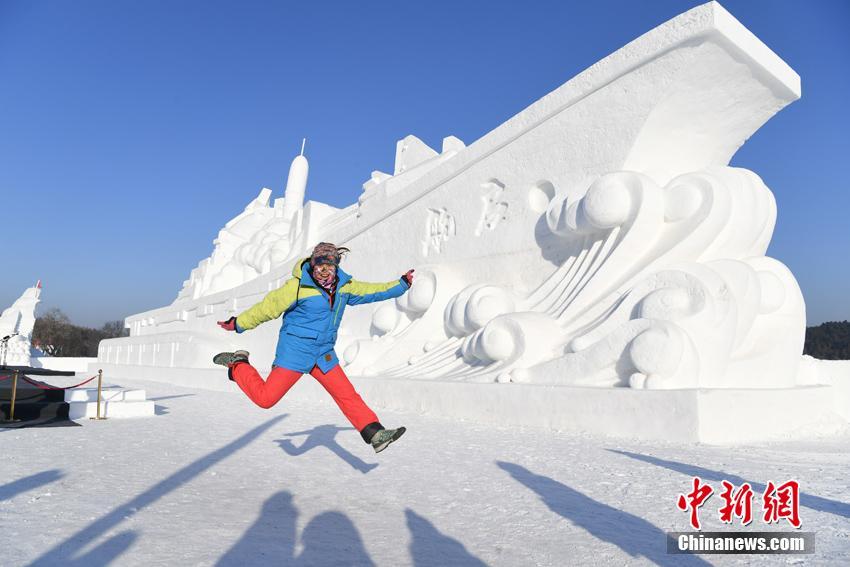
231, 363, 379, 432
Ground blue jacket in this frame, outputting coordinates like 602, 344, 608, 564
235, 257, 410, 373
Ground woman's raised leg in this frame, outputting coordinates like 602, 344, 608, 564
309, 364, 381, 441
231, 364, 303, 409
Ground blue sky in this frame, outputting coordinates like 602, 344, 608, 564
1, 0, 848, 328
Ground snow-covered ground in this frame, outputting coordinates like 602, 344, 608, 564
2, 377, 849, 566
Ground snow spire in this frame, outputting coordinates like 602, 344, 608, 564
283, 139, 309, 222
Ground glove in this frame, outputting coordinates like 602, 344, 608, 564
401, 269, 415, 286
218, 316, 237, 332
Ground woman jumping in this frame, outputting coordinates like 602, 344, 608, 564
214, 242, 413, 453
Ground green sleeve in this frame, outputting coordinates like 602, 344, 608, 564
236, 278, 299, 330
344, 278, 409, 305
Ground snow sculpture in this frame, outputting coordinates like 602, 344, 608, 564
371, 165, 804, 389
0, 281, 41, 366
102, 2, 816, 396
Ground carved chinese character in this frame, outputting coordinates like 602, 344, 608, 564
475, 179, 508, 236
423, 207, 456, 256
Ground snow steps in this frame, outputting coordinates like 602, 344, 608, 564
65, 388, 155, 420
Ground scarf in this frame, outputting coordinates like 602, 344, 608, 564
313, 270, 336, 292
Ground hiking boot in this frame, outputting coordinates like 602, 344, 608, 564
212, 350, 250, 368
370, 426, 406, 453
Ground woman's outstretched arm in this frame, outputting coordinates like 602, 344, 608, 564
233, 278, 300, 331
344, 271, 413, 305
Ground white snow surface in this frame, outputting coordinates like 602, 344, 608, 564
3, 378, 849, 566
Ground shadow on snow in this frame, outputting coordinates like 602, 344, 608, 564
217, 491, 374, 567
26, 414, 287, 567
148, 394, 196, 416
0, 469, 64, 502
497, 461, 711, 567
608, 449, 850, 520
146, 394, 196, 402
218, 494, 491, 566
405, 509, 487, 567
276, 424, 377, 474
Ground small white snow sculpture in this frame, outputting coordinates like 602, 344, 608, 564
0, 281, 41, 366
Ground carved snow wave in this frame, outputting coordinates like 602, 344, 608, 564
346, 166, 803, 389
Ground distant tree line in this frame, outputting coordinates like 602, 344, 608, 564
803, 321, 850, 360
32, 309, 129, 357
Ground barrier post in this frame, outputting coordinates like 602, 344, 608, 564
6, 370, 20, 422
90, 369, 106, 420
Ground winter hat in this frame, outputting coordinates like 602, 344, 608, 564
309, 242, 349, 267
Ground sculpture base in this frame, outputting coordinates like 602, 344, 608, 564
93, 362, 850, 444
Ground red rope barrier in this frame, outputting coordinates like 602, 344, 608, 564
0, 375, 12, 381
20, 374, 99, 390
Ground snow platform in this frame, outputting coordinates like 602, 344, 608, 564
65, 387, 154, 420
94, 363, 850, 443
